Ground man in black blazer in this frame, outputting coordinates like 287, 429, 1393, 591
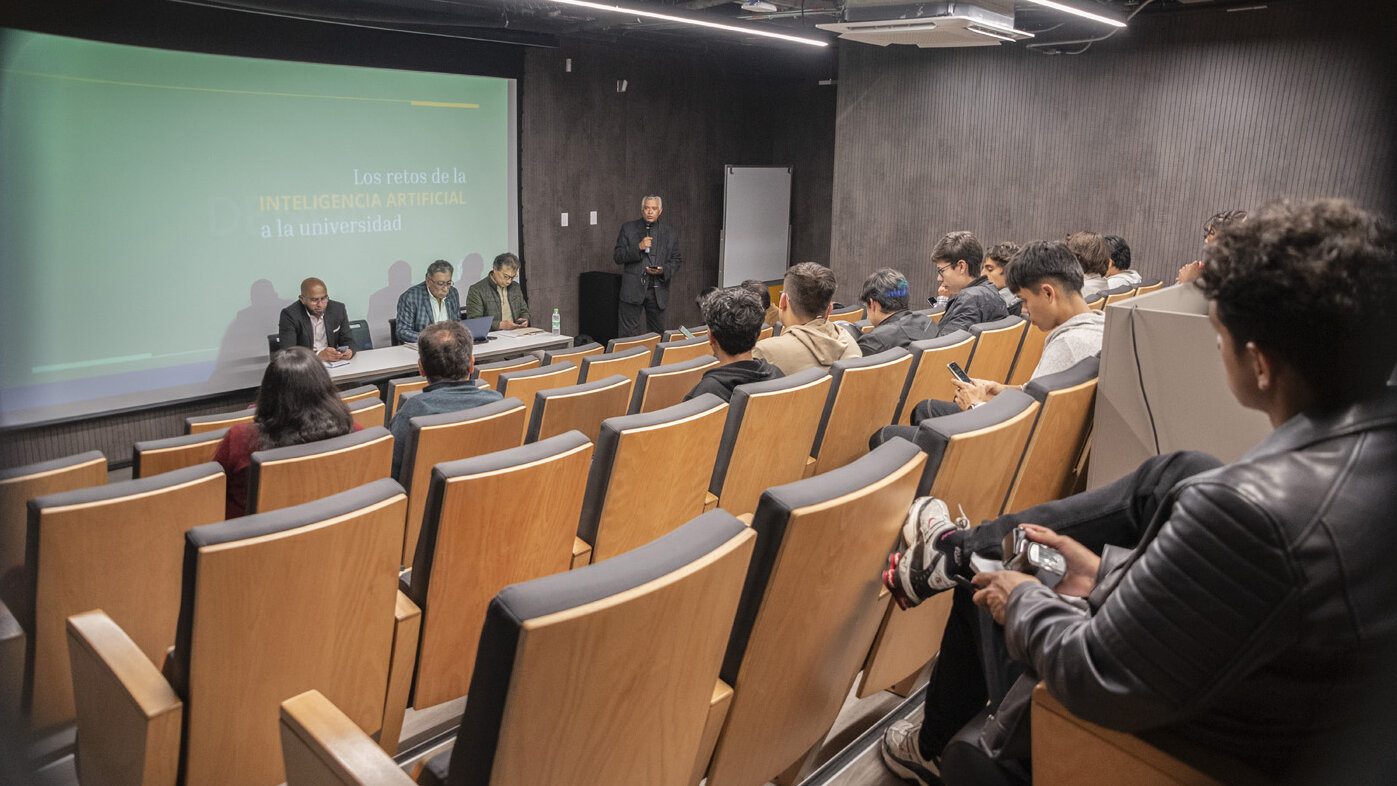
277, 277, 355, 361
613, 195, 683, 336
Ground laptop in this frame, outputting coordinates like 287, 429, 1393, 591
462, 316, 495, 343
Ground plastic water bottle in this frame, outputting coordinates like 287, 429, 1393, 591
551, 308, 561, 335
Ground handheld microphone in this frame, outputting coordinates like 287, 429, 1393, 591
643, 222, 653, 255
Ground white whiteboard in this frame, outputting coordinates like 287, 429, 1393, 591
719, 165, 792, 286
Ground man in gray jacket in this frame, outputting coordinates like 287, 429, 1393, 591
857, 268, 938, 355
880, 198, 1397, 785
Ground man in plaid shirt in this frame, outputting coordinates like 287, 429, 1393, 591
396, 259, 463, 345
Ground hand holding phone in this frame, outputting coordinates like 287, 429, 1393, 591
947, 361, 972, 385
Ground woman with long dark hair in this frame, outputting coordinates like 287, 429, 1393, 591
212, 346, 357, 517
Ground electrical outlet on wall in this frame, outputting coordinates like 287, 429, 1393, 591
560, 212, 568, 227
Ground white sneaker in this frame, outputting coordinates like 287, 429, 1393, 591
883, 498, 969, 610
880, 719, 942, 786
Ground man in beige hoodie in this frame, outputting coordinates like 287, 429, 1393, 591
753, 262, 862, 374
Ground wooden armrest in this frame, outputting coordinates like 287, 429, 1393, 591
688, 679, 733, 786
282, 689, 415, 785
802, 455, 817, 478
0, 599, 23, 717
736, 513, 754, 527
702, 492, 719, 513
379, 592, 422, 757
1031, 683, 1263, 786
571, 537, 592, 570
66, 610, 182, 786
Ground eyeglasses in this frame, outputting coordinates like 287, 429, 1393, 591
427, 278, 454, 288
936, 264, 954, 278
303, 296, 329, 304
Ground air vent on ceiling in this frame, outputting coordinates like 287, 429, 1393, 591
817, 1, 1033, 47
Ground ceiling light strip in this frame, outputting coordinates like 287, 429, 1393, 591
547, 0, 830, 47
1021, 0, 1127, 28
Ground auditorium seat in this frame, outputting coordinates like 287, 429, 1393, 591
185, 407, 256, 435
629, 355, 719, 414
67, 479, 417, 786
857, 390, 1041, 697
1087, 292, 1108, 311
652, 335, 713, 366
577, 345, 650, 384
281, 510, 755, 786
495, 361, 580, 436
827, 304, 864, 322
605, 331, 661, 354
133, 429, 227, 478
17, 463, 223, 732
913, 305, 946, 322
1002, 356, 1100, 513
391, 432, 593, 726
697, 438, 925, 786
338, 384, 379, 404
809, 348, 913, 475
348, 319, 373, 351
894, 331, 975, 425
1103, 283, 1138, 305
577, 394, 729, 564
965, 315, 1029, 383
542, 341, 602, 366
386, 375, 428, 420
663, 326, 709, 342
0, 451, 107, 588
246, 426, 393, 515
524, 374, 632, 444
348, 395, 386, 430
397, 398, 527, 568
1006, 323, 1050, 387
1135, 278, 1165, 296
758, 323, 774, 341
266, 333, 281, 356
472, 355, 539, 390
388, 317, 402, 346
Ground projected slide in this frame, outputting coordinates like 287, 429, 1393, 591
0, 30, 517, 426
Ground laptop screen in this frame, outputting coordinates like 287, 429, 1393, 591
462, 316, 494, 342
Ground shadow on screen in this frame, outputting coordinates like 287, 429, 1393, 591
211, 278, 291, 384
367, 259, 414, 348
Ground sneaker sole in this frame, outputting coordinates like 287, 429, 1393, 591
880, 740, 941, 786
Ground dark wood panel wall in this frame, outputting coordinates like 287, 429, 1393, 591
828, 1, 1397, 306
519, 42, 835, 334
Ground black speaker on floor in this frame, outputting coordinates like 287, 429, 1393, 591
578, 271, 621, 347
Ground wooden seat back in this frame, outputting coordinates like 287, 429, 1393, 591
472, 355, 539, 390
398, 398, 527, 568
702, 439, 925, 786
1103, 285, 1137, 306
1003, 356, 1100, 513
606, 331, 661, 354
826, 304, 864, 323
405, 432, 593, 709
386, 375, 427, 420
1135, 279, 1165, 296
758, 324, 774, 341
857, 391, 1041, 697
811, 348, 914, 474
247, 426, 393, 515
497, 361, 580, 435
0, 451, 107, 583
895, 331, 975, 425
578, 345, 650, 384
1087, 292, 1108, 311
628, 355, 719, 414
169, 480, 407, 786
525, 374, 633, 444
133, 430, 227, 479
709, 368, 831, 518
347, 396, 386, 430
186, 407, 255, 435
337, 384, 379, 405
1006, 324, 1051, 387
578, 395, 729, 563
965, 315, 1028, 383
652, 335, 713, 366
663, 326, 709, 342
542, 341, 603, 366
23, 464, 223, 731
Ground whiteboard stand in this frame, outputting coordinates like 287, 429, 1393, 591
719, 165, 793, 287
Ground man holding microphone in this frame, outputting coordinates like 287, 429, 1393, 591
613, 194, 683, 336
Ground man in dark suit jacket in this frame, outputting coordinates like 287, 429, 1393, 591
613, 195, 683, 336
277, 277, 355, 361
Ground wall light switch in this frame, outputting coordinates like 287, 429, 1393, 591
589, 211, 597, 225
561, 212, 569, 227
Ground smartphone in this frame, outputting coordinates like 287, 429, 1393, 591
947, 361, 972, 385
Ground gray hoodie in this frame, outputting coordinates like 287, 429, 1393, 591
1034, 310, 1105, 379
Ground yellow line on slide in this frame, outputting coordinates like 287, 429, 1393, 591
2, 68, 478, 107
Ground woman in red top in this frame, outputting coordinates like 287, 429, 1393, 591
212, 346, 359, 518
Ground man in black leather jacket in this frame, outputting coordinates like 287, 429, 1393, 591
881, 198, 1397, 785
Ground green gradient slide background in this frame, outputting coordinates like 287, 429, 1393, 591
0, 29, 514, 415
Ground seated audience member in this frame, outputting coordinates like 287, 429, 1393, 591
1180, 209, 1248, 284
388, 321, 503, 478
753, 262, 861, 373
684, 287, 783, 402
857, 268, 938, 355
931, 231, 1009, 336
879, 198, 1397, 786
1104, 234, 1143, 289
464, 252, 531, 331
982, 242, 1023, 316
695, 285, 718, 312
213, 347, 361, 518
277, 277, 355, 361
1066, 231, 1112, 300
396, 259, 463, 344
741, 278, 780, 326
873, 240, 1105, 438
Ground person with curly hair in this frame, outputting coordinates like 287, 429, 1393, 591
881, 198, 1397, 786
1179, 209, 1248, 284
212, 346, 361, 518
